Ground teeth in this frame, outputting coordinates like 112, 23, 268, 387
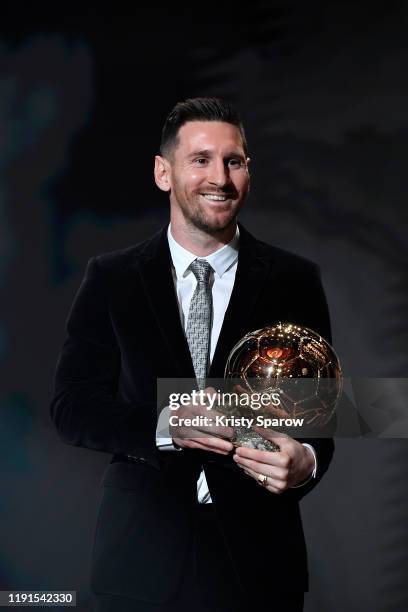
202, 194, 228, 201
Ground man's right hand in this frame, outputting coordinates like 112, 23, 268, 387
170, 387, 234, 455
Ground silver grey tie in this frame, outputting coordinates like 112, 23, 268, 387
186, 259, 213, 389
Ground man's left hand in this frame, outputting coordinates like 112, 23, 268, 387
233, 427, 315, 493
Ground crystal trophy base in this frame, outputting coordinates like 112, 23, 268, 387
215, 399, 280, 452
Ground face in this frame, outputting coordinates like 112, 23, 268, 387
157, 121, 250, 234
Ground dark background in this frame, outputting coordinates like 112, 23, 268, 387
1, 4, 407, 611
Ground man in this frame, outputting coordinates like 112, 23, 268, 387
50, 97, 334, 612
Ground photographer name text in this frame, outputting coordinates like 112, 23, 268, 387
169, 415, 304, 428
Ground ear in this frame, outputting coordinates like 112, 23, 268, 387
246, 156, 251, 183
154, 155, 171, 192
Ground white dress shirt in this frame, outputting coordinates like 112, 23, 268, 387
156, 224, 317, 502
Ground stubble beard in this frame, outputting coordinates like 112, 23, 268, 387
180, 192, 244, 235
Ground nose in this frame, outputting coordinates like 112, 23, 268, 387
207, 159, 230, 187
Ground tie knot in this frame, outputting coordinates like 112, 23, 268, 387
189, 259, 212, 284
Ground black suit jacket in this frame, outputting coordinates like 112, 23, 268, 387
50, 224, 334, 603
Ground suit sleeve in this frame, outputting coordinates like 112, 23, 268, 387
49, 257, 160, 468
288, 262, 336, 500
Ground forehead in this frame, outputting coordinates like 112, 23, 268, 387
175, 121, 245, 155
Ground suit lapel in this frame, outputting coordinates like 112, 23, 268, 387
209, 224, 272, 378
136, 224, 273, 380
136, 227, 196, 378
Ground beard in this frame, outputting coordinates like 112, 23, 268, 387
176, 190, 245, 234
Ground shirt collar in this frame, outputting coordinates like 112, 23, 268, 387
167, 224, 239, 279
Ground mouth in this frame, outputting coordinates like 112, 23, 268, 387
200, 193, 232, 203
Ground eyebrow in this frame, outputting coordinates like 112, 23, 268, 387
187, 149, 246, 160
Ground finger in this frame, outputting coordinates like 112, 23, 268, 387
170, 417, 234, 440
239, 466, 287, 494
177, 438, 230, 455
259, 432, 294, 451
253, 431, 300, 459
235, 446, 291, 468
176, 421, 234, 439
200, 436, 234, 453
192, 441, 230, 455
181, 435, 233, 453
233, 454, 289, 481
195, 424, 235, 439
188, 404, 235, 436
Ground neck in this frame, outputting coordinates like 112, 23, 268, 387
170, 214, 237, 256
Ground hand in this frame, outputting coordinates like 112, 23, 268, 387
233, 427, 315, 493
171, 387, 234, 455
232, 384, 289, 419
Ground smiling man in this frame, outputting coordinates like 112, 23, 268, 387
156, 119, 250, 244
50, 97, 334, 612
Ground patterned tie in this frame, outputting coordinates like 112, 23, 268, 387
186, 259, 213, 389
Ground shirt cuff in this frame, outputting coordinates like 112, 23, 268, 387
290, 443, 317, 488
156, 405, 182, 451
156, 438, 182, 451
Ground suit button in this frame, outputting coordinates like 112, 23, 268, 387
126, 454, 146, 463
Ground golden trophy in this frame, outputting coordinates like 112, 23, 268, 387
221, 322, 342, 451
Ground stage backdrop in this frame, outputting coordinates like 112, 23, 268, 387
1, 5, 407, 611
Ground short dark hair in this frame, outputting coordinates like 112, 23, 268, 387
160, 97, 248, 160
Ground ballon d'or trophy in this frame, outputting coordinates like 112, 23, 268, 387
220, 322, 342, 452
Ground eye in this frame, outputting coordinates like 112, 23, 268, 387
228, 159, 244, 168
194, 158, 208, 165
